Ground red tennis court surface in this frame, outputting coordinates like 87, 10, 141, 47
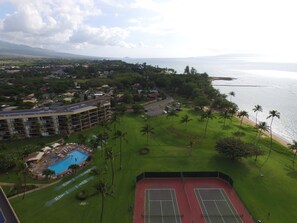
133, 178, 254, 223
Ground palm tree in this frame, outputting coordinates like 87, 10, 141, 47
288, 140, 297, 169
180, 114, 192, 127
253, 105, 263, 126
140, 124, 155, 146
113, 130, 127, 170
220, 109, 231, 128
166, 110, 178, 120
255, 121, 270, 161
42, 169, 55, 180
227, 106, 238, 125
229, 91, 235, 102
16, 160, 29, 200
237, 110, 249, 127
267, 110, 280, 155
110, 112, 121, 134
104, 146, 115, 185
99, 120, 110, 134
93, 179, 113, 223
69, 164, 79, 174
200, 109, 215, 137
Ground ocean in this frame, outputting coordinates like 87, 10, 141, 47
123, 56, 297, 143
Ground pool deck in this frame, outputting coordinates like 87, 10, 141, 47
27, 143, 93, 179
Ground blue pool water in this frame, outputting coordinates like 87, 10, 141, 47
48, 150, 88, 175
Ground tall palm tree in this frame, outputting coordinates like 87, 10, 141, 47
220, 109, 231, 128
288, 140, 297, 169
16, 160, 29, 200
104, 146, 115, 185
94, 179, 113, 223
253, 105, 263, 126
140, 124, 155, 145
180, 114, 192, 127
227, 106, 238, 125
110, 112, 121, 134
229, 91, 235, 102
267, 110, 280, 155
255, 121, 270, 161
113, 130, 127, 170
237, 110, 249, 127
200, 110, 215, 137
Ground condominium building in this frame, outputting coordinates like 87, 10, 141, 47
0, 97, 111, 140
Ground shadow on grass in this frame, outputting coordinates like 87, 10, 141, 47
208, 155, 250, 173
283, 164, 297, 180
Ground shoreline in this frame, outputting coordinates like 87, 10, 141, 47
237, 116, 290, 147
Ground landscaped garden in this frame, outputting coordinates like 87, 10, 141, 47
3, 109, 297, 223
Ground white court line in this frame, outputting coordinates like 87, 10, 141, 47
214, 201, 226, 223
219, 189, 243, 223
160, 200, 164, 223
169, 189, 179, 223
0, 208, 7, 223
195, 189, 212, 223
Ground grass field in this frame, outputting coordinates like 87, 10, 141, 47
6, 109, 297, 223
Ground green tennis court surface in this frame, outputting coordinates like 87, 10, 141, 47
195, 188, 243, 223
144, 189, 182, 223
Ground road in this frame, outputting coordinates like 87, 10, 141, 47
144, 96, 174, 116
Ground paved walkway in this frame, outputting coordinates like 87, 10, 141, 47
0, 180, 61, 200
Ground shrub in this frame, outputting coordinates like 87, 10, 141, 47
76, 190, 88, 201
215, 137, 261, 160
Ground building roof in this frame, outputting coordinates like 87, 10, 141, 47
25, 152, 45, 162
0, 97, 111, 119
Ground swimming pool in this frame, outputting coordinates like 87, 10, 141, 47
48, 150, 88, 175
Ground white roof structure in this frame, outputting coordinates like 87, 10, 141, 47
51, 143, 61, 148
25, 152, 45, 162
41, 146, 52, 152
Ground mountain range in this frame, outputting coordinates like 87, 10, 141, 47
0, 40, 86, 58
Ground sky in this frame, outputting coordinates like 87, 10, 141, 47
0, 0, 297, 60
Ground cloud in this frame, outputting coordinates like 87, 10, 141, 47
69, 25, 131, 47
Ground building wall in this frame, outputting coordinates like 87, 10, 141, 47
0, 102, 111, 140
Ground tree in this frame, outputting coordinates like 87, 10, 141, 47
288, 140, 297, 169
93, 179, 113, 223
255, 122, 270, 161
77, 133, 87, 145
229, 91, 235, 102
113, 130, 127, 170
166, 110, 178, 120
253, 105, 263, 126
184, 65, 190, 74
104, 146, 115, 185
131, 104, 144, 114
140, 124, 155, 146
215, 137, 260, 160
69, 164, 79, 174
42, 169, 55, 180
266, 110, 280, 156
16, 160, 29, 199
220, 109, 231, 128
180, 114, 192, 127
237, 110, 249, 127
200, 109, 215, 137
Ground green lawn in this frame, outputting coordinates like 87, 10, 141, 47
7, 110, 297, 223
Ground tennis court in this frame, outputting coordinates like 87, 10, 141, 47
0, 209, 6, 223
195, 188, 243, 223
144, 188, 182, 223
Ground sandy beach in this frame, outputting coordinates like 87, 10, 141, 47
237, 116, 290, 147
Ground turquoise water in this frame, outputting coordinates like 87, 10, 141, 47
49, 150, 88, 175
